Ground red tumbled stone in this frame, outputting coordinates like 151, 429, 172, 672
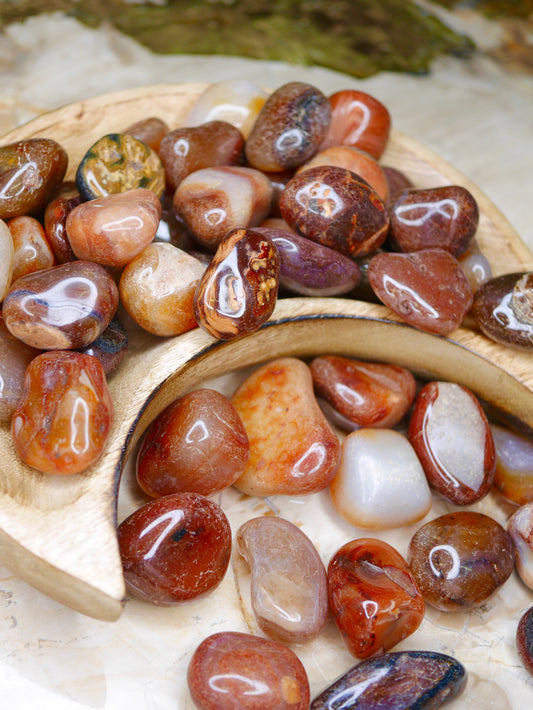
188, 631, 310, 710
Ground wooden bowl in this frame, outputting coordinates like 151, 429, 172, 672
1, 83, 533, 627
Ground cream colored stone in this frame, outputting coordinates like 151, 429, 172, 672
330, 428, 432, 529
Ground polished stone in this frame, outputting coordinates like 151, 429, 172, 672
231, 357, 341, 496
237, 516, 328, 643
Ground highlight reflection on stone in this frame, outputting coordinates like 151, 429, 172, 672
188, 631, 310, 710
310, 650, 467, 709
231, 357, 341, 496
237, 516, 328, 643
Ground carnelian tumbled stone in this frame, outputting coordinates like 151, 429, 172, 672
118, 492, 231, 605
11, 351, 114, 475
137, 388, 250, 497
188, 631, 310, 710
327, 538, 425, 659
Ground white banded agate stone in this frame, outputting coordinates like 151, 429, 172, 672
330, 428, 432, 530
183, 79, 268, 139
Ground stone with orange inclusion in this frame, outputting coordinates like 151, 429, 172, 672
231, 357, 341, 496
8, 215, 56, 280
327, 538, 425, 659
193, 228, 279, 340
11, 350, 114, 475
187, 631, 310, 710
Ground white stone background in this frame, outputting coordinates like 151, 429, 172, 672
1, 6, 533, 709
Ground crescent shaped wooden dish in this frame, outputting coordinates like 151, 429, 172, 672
1, 83, 533, 623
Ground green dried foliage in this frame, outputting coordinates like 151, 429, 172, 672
0, 0, 475, 78
433, 0, 533, 19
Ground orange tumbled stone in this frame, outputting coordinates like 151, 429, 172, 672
328, 538, 425, 658
65, 188, 161, 268
8, 215, 55, 280
11, 351, 114, 475
231, 357, 341, 496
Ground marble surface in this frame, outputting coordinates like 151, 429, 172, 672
1, 10, 533, 709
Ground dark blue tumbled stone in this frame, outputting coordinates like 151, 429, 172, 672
310, 650, 467, 709
255, 226, 362, 296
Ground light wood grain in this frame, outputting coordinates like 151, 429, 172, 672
1, 83, 532, 621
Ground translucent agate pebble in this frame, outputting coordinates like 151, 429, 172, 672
12, 351, 114, 475
319, 89, 391, 159
66, 188, 162, 268
118, 492, 231, 605
491, 424, 533, 505
310, 650, 467, 709
231, 357, 341, 496
136, 388, 250, 498
310, 355, 416, 429
8, 215, 55, 280
120, 242, 205, 336
0, 218, 14, 302
2, 260, 119, 350
330, 429, 432, 529
0, 315, 40, 422
173, 165, 273, 250
408, 381, 496, 505
517, 606, 533, 676
458, 244, 492, 292
44, 193, 81, 263
237, 516, 328, 643
188, 631, 310, 710
507, 502, 533, 590
327, 538, 425, 658
408, 511, 515, 611
75, 133, 165, 200
183, 79, 268, 138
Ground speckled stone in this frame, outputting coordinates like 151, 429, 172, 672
246, 81, 331, 172
279, 165, 389, 258
408, 511, 515, 611
75, 132, 165, 200
517, 606, 533, 677
193, 228, 279, 340
310, 651, 467, 709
